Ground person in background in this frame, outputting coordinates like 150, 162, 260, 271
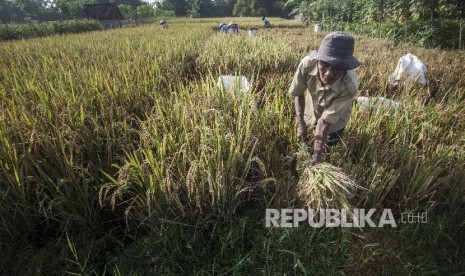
219, 23, 228, 33
248, 26, 258, 37
227, 22, 239, 35
288, 31, 360, 165
160, 20, 169, 29
262, 17, 271, 28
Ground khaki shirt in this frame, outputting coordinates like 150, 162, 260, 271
289, 55, 359, 133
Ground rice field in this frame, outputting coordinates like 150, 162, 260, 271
1, 17, 465, 274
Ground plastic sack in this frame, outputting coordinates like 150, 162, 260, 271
356, 96, 400, 111
248, 28, 258, 37
388, 53, 427, 85
217, 75, 251, 93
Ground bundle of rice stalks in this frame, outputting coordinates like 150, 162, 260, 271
296, 146, 364, 210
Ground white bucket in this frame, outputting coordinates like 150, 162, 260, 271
314, 24, 322, 33
248, 29, 258, 37
217, 75, 251, 93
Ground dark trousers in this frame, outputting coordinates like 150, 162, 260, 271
326, 128, 345, 147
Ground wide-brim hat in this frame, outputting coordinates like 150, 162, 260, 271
228, 21, 236, 27
309, 31, 360, 70
160, 20, 166, 25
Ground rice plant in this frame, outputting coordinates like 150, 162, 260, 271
0, 17, 464, 274
295, 143, 365, 210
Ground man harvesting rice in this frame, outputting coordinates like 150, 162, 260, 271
289, 32, 360, 165
262, 17, 272, 28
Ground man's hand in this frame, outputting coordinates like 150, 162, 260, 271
297, 122, 308, 143
311, 119, 331, 165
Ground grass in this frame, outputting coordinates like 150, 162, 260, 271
0, 17, 464, 274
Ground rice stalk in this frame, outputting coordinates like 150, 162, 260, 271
296, 145, 364, 210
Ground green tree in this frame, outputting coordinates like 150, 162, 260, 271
410, 0, 439, 20
364, 0, 389, 22
186, 0, 199, 17
212, 0, 233, 16
233, 0, 250, 16
285, 0, 310, 19
136, 3, 154, 18
153, 7, 175, 18
159, 0, 187, 16
12, 0, 43, 17
118, 4, 135, 20
119, 0, 144, 8
55, 0, 95, 16
272, 1, 288, 17
249, 0, 267, 16
442, 0, 465, 18
389, 0, 411, 21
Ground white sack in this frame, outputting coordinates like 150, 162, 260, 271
217, 75, 251, 93
356, 96, 400, 111
388, 53, 427, 85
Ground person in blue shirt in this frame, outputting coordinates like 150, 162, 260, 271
227, 22, 239, 35
219, 23, 228, 33
262, 17, 271, 28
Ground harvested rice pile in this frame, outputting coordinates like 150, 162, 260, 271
296, 148, 363, 210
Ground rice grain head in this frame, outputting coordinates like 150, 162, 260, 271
296, 149, 364, 211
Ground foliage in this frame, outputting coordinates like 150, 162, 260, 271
135, 4, 154, 18
153, 7, 175, 19
2, 0, 465, 24
186, 0, 200, 18
286, 0, 465, 22
232, 0, 250, 17
118, 4, 135, 20
327, 19, 465, 49
0, 19, 101, 40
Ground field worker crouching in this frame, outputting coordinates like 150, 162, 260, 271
160, 20, 169, 29
227, 21, 239, 35
289, 31, 360, 165
262, 17, 271, 28
219, 22, 228, 33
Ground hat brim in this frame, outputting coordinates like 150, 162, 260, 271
309, 51, 360, 71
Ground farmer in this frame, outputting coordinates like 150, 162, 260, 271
160, 20, 169, 29
262, 17, 271, 28
227, 21, 239, 35
289, 31, 360, 165
219, 22, 228, 33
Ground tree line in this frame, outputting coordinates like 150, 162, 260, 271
1, 0, 464, 24
287, 0, 465, 23
0, 0, 291, 23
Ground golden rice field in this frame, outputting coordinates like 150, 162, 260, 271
1, 17, 465, 274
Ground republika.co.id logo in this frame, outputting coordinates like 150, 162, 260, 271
265, 208, 428, 228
